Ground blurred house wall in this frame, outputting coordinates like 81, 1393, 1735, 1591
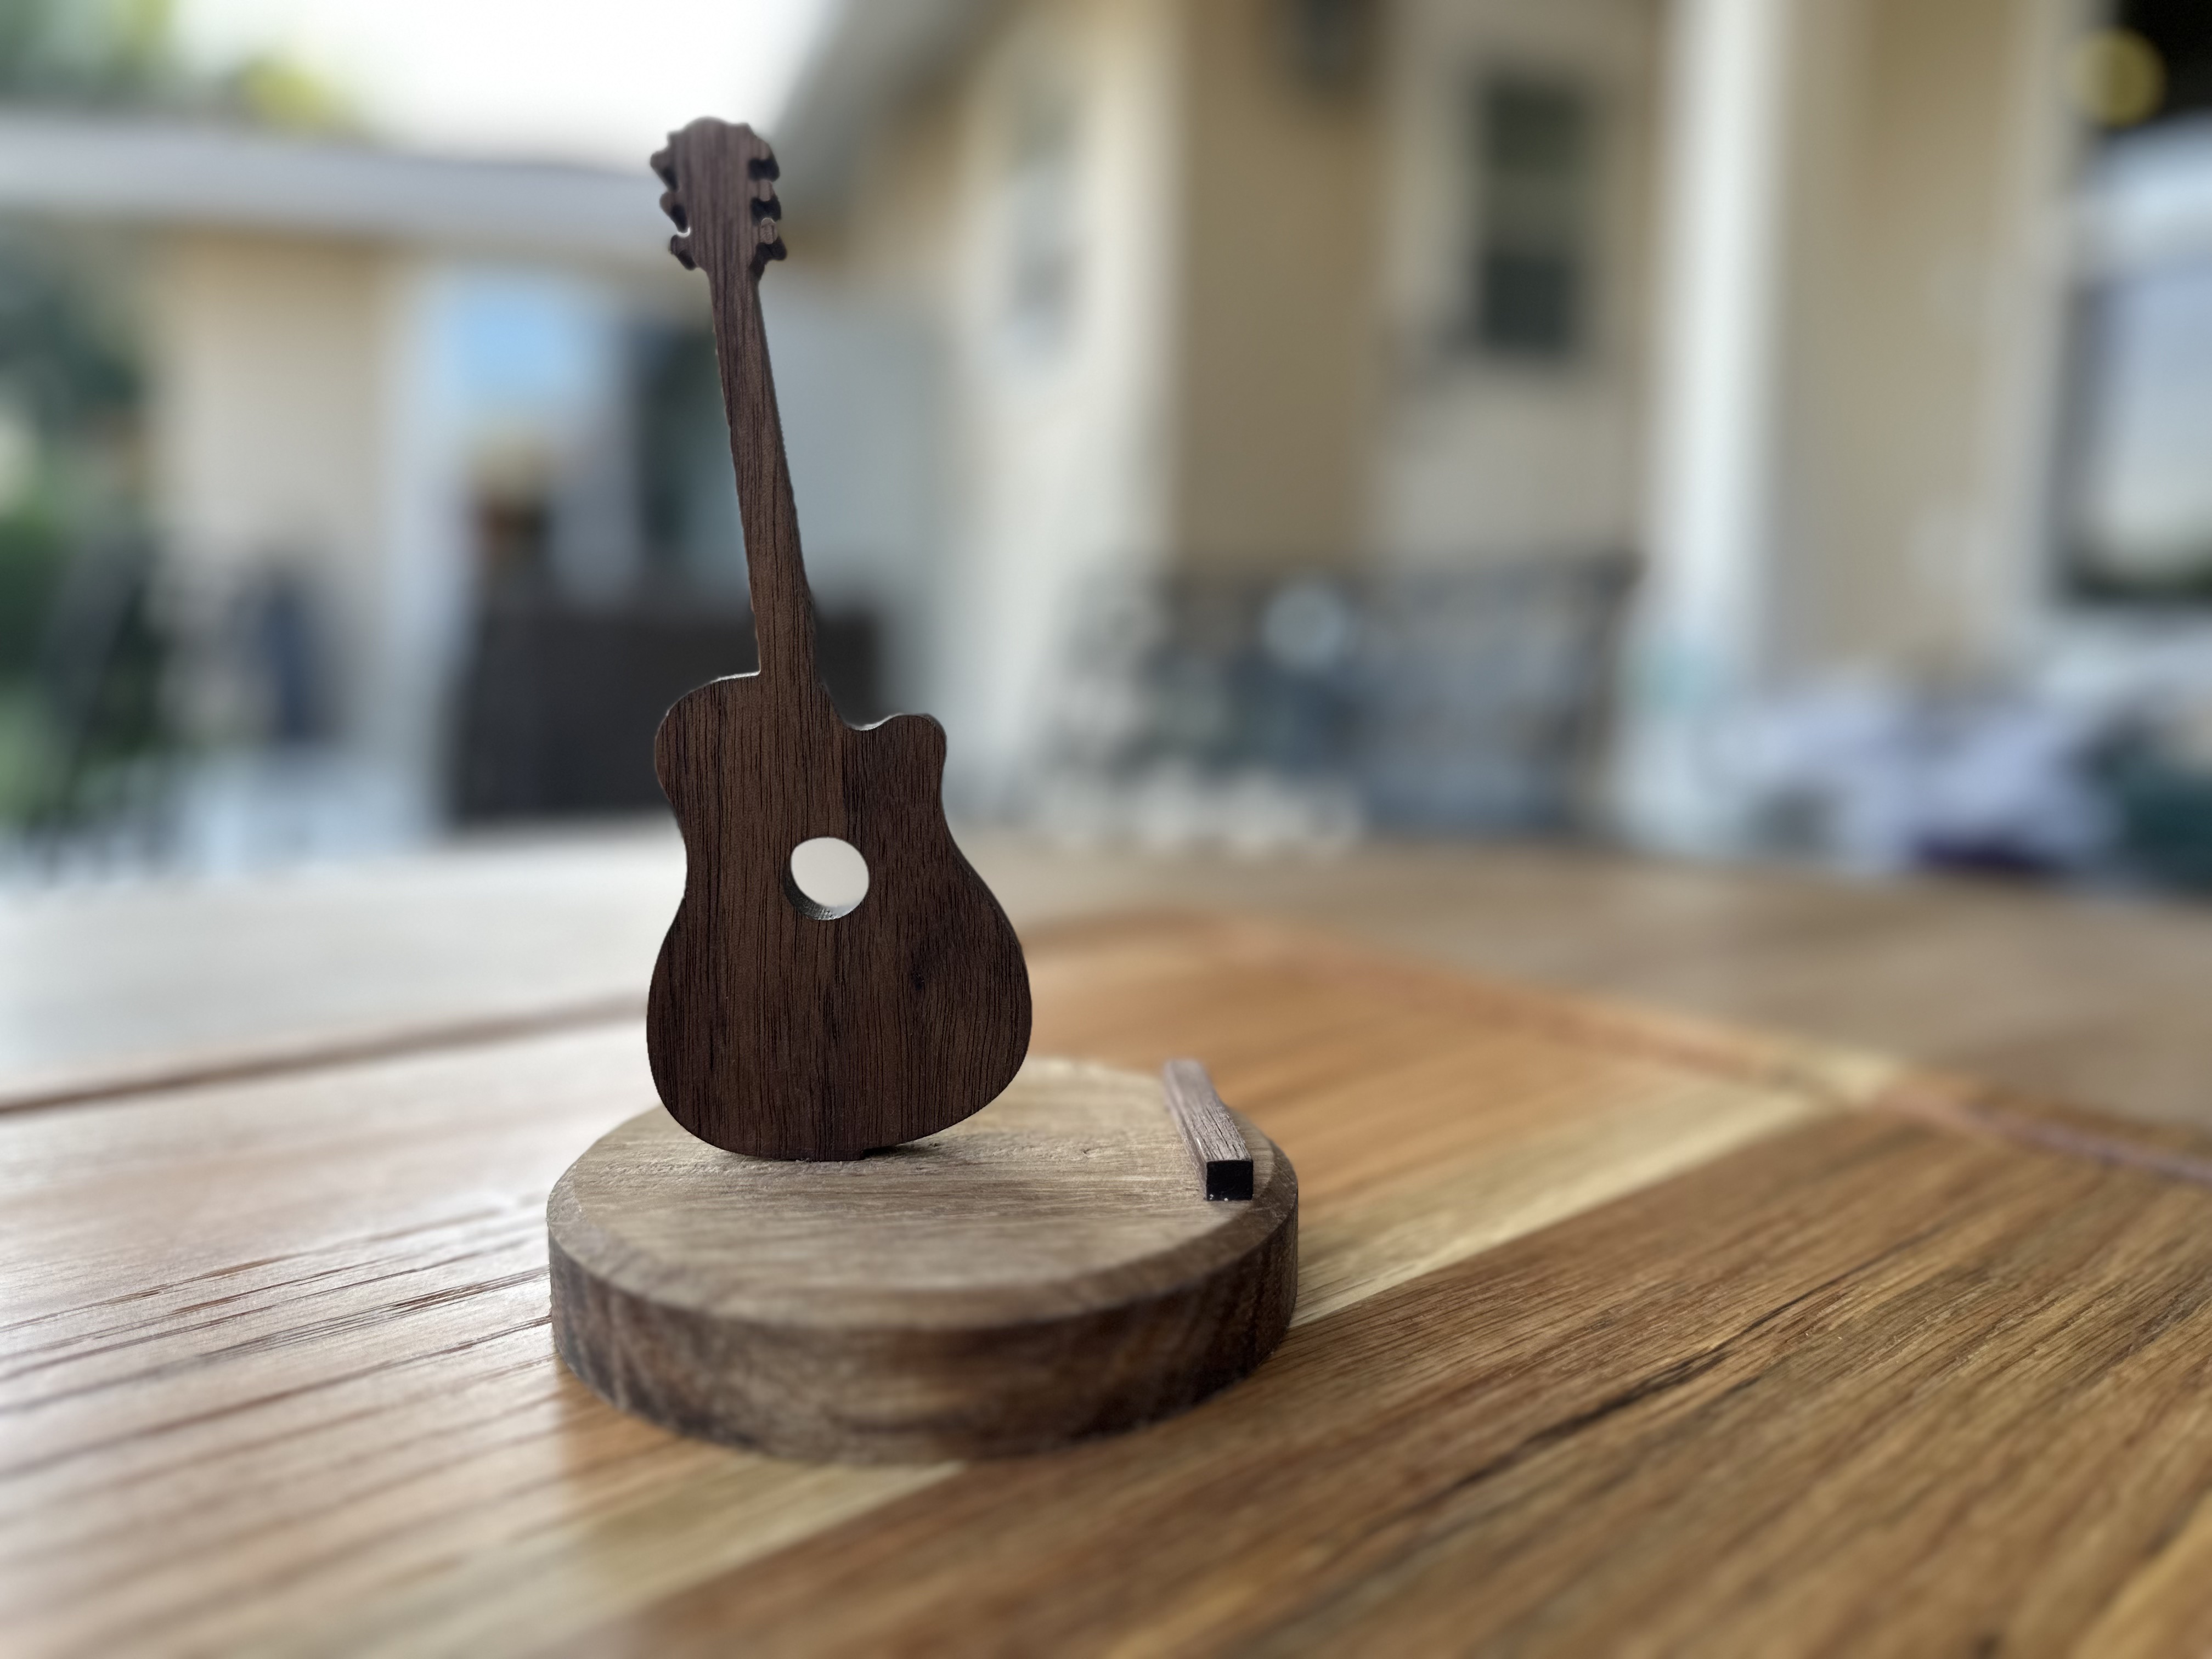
1375, 0, 1659, 569
789, 0, 2102, 843
9, 0, 2137, 860
791, 0, 1664, 804
145, 232, 667, 824
1173, 0, 1379, 575
0, 114, 717, 848
809, 0, 1186, 804
146, 232, 413, 774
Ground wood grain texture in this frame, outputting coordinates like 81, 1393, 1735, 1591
578, 1108, 2212, 1659
1163, 1057, 1255, 1199
549, 1060, 1296, 1462
19, 913, 2212, 1655
644, 119, 1029, 1158
0, 914, 1857, 1657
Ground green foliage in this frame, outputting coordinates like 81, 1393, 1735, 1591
0, 0, 351, 836
0, 0, 177, 106
0, 501, 67, 679
0, 224, 144, 689
0, 233, 140, 438
0, 532, 171, 830
0, 0, 354, 129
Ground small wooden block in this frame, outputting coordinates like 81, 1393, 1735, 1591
1163, 1058, 1256, 1200
548, 1058, 1298, 1463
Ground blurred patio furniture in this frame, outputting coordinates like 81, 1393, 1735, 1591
19, 535, 171, 851
1038, 554, 1635, 847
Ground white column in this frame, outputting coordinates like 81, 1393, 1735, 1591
1614, 0, 1798, 853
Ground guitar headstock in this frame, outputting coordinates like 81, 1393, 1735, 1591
651, 118, 786, 283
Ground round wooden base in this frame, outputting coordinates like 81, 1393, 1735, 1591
548, 1058, 1299, 1463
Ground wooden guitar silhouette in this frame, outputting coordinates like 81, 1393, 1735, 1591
644, 119, 1030, 1160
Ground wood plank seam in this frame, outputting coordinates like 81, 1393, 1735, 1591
1876, 1071, 2212, 1191
1047, 911, 2212, 1192
0, 995, 646, 1119
1032, 909, 1911, 1115
19, 906, 2211, 1207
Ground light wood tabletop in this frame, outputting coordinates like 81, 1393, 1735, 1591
9, 873, 2212, 1654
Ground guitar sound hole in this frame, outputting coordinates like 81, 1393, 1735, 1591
785, 837, 870, 920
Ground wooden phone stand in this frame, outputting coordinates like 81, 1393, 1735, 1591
551, 1059, 1296, 1462
544, 120, 1299, 1463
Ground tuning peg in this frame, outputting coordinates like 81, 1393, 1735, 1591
650, 144, 676, 188
765, 238, 787, 263
660, 189, 688, 232
749, 192, 782, 223
668, 234, 696, 270
747, 154, 780, 181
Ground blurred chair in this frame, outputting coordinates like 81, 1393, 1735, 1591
27, 535, 171, 839
1356, 558, 1637, 833
1041, 553, 1635, 844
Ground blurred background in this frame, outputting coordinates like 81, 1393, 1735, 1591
1, 0, 2209, 890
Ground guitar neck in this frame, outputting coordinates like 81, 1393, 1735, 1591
708, 261, 817, 689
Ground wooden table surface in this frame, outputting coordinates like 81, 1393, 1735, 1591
10, 836, 2212, 1654
13, 836, 2212, 1654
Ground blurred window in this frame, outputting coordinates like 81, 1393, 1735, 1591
1468, 75, 1593, 362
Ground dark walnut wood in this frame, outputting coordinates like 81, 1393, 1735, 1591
644, 118, 1029, 1159
1163, 1058, 1255, 1199
548, 1059, 1299, 1463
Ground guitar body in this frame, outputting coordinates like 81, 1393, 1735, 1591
647, 676, 1030, 1159
641, 117, 1031, 1159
